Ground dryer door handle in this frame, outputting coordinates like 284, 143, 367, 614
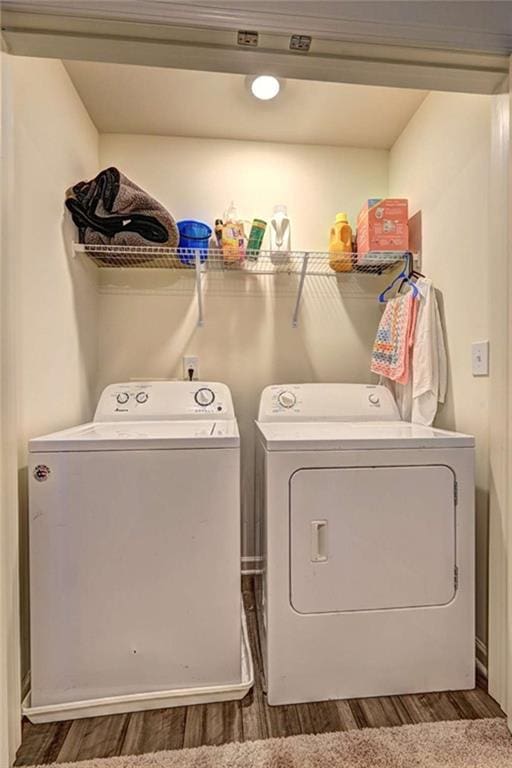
311, 520, 328, 562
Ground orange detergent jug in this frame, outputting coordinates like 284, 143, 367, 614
329, 212, 353, 272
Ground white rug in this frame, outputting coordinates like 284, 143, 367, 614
30, 718, 512, 768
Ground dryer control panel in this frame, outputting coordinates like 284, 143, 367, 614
94, 381, 235, 421
258, 383, 400, 422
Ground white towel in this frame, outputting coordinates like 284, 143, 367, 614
384, 278, 447, 426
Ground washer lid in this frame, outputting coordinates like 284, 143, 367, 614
256, 420, 474, 451
29, 420, 240, 452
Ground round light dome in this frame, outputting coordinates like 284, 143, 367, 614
250, 75, 280, 101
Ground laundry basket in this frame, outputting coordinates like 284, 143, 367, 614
177, 220, 212, 265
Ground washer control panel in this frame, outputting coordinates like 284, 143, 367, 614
258, 383, 399, 422
94, 381, 234, 421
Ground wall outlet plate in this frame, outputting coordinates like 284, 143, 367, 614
237, 30, 258, 47
183, 355, 199, 381
472, 341, 489, 376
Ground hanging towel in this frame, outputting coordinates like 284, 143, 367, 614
370, 292, 417, 383
385, 278, 447, 425
396, 295, 418, 386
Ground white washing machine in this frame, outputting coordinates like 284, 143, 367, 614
256, 383, 475, 706
25, 381, 253, 723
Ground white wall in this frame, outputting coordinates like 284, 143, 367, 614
9, 56, 100, 709
100, 134, 389, 252
98, 134, 388, 556
389, 91, 492, 651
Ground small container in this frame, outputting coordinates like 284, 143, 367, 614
177, 220, 212, 265
247, 219, 266, 260
214, 219, 223, 248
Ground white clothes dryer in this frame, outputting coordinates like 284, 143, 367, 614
25, 381, 252, 722
256, 383, 474, 706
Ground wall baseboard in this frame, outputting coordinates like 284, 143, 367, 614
241, 556, 264, 576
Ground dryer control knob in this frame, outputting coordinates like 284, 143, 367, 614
278, 391, 296, 409
195, 387, 215, 407
136, 392, 148, 404
116, 392, 130, 405
368, 393, 380, 405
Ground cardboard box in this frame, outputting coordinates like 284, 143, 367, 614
356, 198, 409, 264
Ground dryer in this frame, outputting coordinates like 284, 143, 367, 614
256, 383, 475, 706
25, 381, 252, 723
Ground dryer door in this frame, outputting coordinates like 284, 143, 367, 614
290, 465, 456, 614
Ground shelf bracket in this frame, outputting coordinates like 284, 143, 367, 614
292, 252, 309, 327
195, 250, 204, 327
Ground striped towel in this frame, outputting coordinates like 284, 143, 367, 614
371, 293, 418, 383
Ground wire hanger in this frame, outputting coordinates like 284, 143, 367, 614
378, 252, 420, 304
398, 260, 424, 294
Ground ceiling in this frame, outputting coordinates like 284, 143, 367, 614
64, 61, 427, 149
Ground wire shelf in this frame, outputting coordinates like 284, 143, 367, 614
73, 243, 408, 276
74, 243, 416, 327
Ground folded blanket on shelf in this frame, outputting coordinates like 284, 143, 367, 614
370, 292, 418, 383
65, 167, 179, 265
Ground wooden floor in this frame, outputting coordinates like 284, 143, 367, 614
16, 576, 504, 766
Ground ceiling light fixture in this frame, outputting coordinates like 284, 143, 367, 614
250, 75, 280, 101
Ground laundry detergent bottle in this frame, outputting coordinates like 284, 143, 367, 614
329, 212, 353, 273
270, 204, 291, 264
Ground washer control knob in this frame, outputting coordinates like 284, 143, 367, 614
195, 387, 215, 407
136, 392, 148, 404
116, 392, 129, 405
368, 393, 380, 405
278, 391, 296, 409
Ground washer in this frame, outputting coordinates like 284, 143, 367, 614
25, 381, 252, 723
256, 383, 475, 706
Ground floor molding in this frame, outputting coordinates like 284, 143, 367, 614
241, 555, 264, 575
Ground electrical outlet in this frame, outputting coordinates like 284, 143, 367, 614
472, 341, 489, 376
183, 355, 199, 381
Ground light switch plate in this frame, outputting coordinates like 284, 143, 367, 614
472, 341, 489, 376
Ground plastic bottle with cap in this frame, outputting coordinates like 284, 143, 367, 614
222, 202, 245, 263
270, 204, 291, 264
329, 212, 353, 272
